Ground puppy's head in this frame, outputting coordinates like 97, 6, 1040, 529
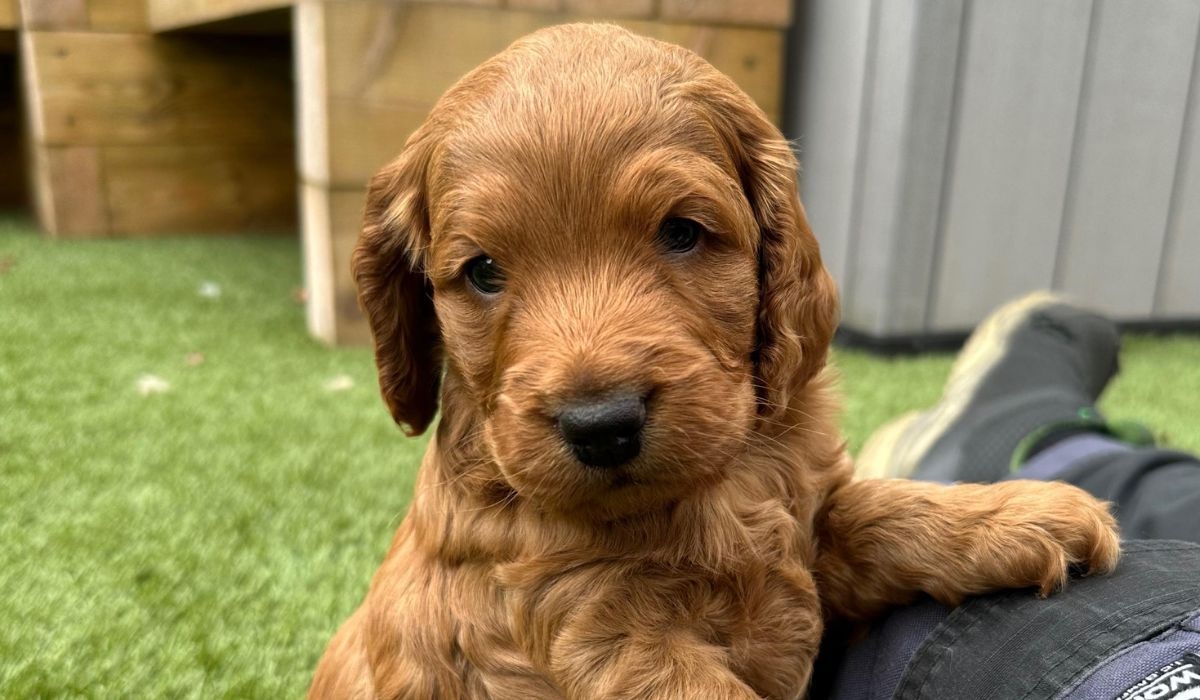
355, 25, 837, 519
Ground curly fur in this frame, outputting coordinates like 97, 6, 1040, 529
309, 24, 1120, 700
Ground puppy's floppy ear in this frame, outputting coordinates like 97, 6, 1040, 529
353, 130, 442, 436
704, 85, 840, 417
747, 127, 839, 416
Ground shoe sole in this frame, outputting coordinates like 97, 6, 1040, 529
855, 291, 1070, 480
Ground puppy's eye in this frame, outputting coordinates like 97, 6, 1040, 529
657, 217, 704, 254
465, 256, 505, 295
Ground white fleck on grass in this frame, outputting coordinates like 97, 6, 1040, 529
197, 281, 222, 299
324, 375, 355, 392
135, 374, 171, 396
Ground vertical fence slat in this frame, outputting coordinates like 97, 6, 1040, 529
885, 0, 965, 332
790, 0, 873, 296
840, 0, 962, 336
929, 0, 1092, 331
1157, 19, 1200, 319
1055, 0, 1200, 318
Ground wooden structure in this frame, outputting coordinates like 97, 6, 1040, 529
791, 0, 1200, 346
17, 0, 296, 238
296, 1, 788, 344
14, 0, 789, 344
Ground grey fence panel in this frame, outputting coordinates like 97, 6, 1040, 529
791, 0, 1200, 342
1055, 0, 1200, 318
791, 0, 872, 291
886, 0, 964, 332
930, 0, 1092, 330
835, 0, 963, 336
839, 0, 922, 337
1158, 31, 1200, 319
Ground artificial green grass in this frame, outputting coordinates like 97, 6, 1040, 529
1, 213, 1198, 697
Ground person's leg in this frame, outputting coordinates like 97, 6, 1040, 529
857, 291, 1123, 483
1019, 435, 1200, 542
819, 293, 1200, 699
855, 291, 1200, 541
813, 541, 1200, 700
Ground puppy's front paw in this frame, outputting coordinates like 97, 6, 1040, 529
988, 480, 1120, 596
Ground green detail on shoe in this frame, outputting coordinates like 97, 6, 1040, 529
1009, 410, 1157, 471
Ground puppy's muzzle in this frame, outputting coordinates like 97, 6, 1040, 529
556, 394, 646, 469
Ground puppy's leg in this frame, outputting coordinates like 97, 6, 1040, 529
814, 479, 1120, 621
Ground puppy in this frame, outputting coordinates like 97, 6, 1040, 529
310, 24, 1119, 700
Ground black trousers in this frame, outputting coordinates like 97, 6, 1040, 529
891, 540, 1200, 699
816, 445, 1200, 700
1063, 447, 1200, 542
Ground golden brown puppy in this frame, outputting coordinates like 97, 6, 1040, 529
310, 24, 1119, 700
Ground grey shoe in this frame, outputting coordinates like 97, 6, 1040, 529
856, 292, 1127, 482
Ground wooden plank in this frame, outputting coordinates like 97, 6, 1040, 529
320, 4, 553, 106
0, 0, 18, 30
23, 31, 293, 146
320, 3, 782, 118
1056, 0, 1200, 318
789, 0, 872, 296
563, 0, 653, 18
298, 1, 786, 345
327, 187, 371, 345
411, 0, 502, 7
506, 0, 560, 11
88, 0, 147, 31
18, 0, 87, 30
30, 145, 108, 237
147, 0, 290, 32
19, 0, 145, 30
301, 183, 370, 345
304, 2, 782, 188
930, 0, 1092, 330
323, 98, 428, 187
625, 20, 781, 122
102, 143, 297, 234
660, 0, 790, 28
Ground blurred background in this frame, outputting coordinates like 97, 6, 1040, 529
1, 0, 1198, 696
794, 1, 1200, 348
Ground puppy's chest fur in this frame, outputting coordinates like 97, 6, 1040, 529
395, 469, 827, 700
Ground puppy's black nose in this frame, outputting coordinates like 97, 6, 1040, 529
557, 394, 646, 469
